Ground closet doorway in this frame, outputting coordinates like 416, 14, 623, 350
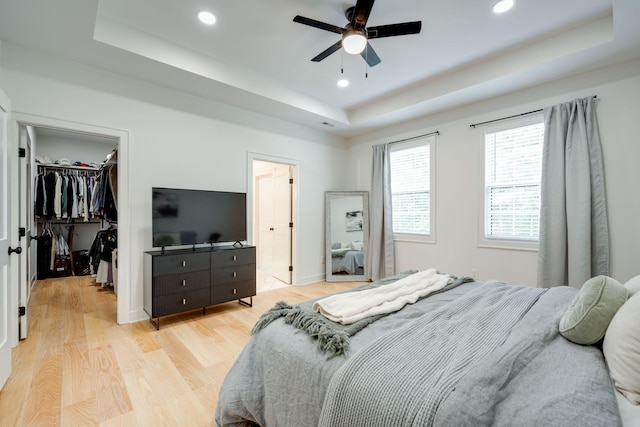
250, 156, 297, 292
16, 119, 123, 339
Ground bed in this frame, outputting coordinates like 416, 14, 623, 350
331, 248, 364, 275
216, 270, 639, 426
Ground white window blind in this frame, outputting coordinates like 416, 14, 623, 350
390, 142, 430, 235
484, 121, 544, 241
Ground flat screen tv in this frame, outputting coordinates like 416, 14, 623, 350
152, 187, 247, 248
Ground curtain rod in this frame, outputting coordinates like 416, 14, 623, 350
387, 130, 440, 145
469, 95, 597, 128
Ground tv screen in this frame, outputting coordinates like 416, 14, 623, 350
152, 187, 247, 247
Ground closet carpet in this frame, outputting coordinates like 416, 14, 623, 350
0, 275, 360, 426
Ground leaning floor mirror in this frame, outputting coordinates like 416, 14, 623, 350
325, 191, 370, 282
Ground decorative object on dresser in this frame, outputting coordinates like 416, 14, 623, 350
144, 246, 256, 329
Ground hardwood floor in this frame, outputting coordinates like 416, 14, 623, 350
0, 275, 360, 426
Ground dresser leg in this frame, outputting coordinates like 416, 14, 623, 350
149, 317, 160, 330
238, 296, 253, 307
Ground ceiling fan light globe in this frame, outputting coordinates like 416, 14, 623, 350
343, 33, 367, 55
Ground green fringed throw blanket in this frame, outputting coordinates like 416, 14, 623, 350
251, 270, 473, 356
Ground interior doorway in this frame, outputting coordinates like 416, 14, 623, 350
14, 117, 124, 338
251, 157, 297, 292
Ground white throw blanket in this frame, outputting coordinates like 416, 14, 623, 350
313, 268, 451, 324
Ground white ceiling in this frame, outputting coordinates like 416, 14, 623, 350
1, 0, 639, 137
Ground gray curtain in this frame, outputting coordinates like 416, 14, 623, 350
537, 96, 609, 289
366, 144, 395, 281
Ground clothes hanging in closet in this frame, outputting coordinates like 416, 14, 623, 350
88, 227, 117, 287
36, 224, 72, 278
97, 164, 118, 222
34, 168, 102, 221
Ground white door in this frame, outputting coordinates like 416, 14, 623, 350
18, 126, 30, 339
257, 174, 274, 271
272, 165, 292, 284
0, 88, 13, 390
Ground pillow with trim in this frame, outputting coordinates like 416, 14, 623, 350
559, 275, 627, 345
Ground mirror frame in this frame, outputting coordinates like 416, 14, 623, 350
325, 191, 370, 282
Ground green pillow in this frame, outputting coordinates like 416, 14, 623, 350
559, 275, 628, 345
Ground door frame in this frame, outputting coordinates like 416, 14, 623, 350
10, 112, 131, 327
247, 152, 299, 285
1, 87, 13, 389
17, 125, 31, 339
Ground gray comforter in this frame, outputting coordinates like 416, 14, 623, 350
216, 280, 621, 427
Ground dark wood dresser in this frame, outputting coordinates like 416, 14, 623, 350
144, 245, 256, 329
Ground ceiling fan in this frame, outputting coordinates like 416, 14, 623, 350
293, 0, 422, 67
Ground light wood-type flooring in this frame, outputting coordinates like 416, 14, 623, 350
0, 275, 360, 426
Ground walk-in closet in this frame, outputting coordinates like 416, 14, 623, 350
29, 127, 119, 323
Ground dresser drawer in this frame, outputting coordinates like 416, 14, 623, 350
211, 281, 255, 305
210, 248, 256, 268
153, 288, 211, 317
153, 252, 210, 276
210, 265, 255, 286
154, 270, 210, 296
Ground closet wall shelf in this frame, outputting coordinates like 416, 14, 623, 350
37, 163, 100, 172
36, 219, 102, 225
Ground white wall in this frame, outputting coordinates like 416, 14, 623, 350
35, 134, 113, 166
1, 42, 349, 323
348, 58, 640, 287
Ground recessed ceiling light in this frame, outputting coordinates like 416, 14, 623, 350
337, 79, 349, 88
197, 11, 216, 25
492, 0, 514, 14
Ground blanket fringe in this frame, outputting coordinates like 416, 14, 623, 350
251, 301, 350, 356
251, 301, 292, 335
285, 307, 350, 356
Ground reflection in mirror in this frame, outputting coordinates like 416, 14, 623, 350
325, 191, 370, 282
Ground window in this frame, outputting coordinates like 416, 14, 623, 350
389, 136, 434, 242
482, 116, 544, 248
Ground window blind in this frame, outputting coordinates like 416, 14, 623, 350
485, 122, 543, 240
390, 143, 430, 234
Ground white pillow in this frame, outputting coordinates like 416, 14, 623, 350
624, 275, 640, 297
603, 292, 640, 404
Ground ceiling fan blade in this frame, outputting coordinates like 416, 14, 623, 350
360, 42, 381, 67
367, 21, 422, 39
293, 15, 345, 34
311, 40, 343, 62
351, 0, 375, 28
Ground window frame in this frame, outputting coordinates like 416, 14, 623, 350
389, 135, 436, 244
478, 115, 543, 251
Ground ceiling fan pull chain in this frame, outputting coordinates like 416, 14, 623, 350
365, 46, 369, 78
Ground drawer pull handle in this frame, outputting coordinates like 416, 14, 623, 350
182, 279, 186, 287
182, 298, 187, 305
233, 255, 237, 261
233, 272, 237, 278
181, 260, 186, 267
233, 288, 237, 295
